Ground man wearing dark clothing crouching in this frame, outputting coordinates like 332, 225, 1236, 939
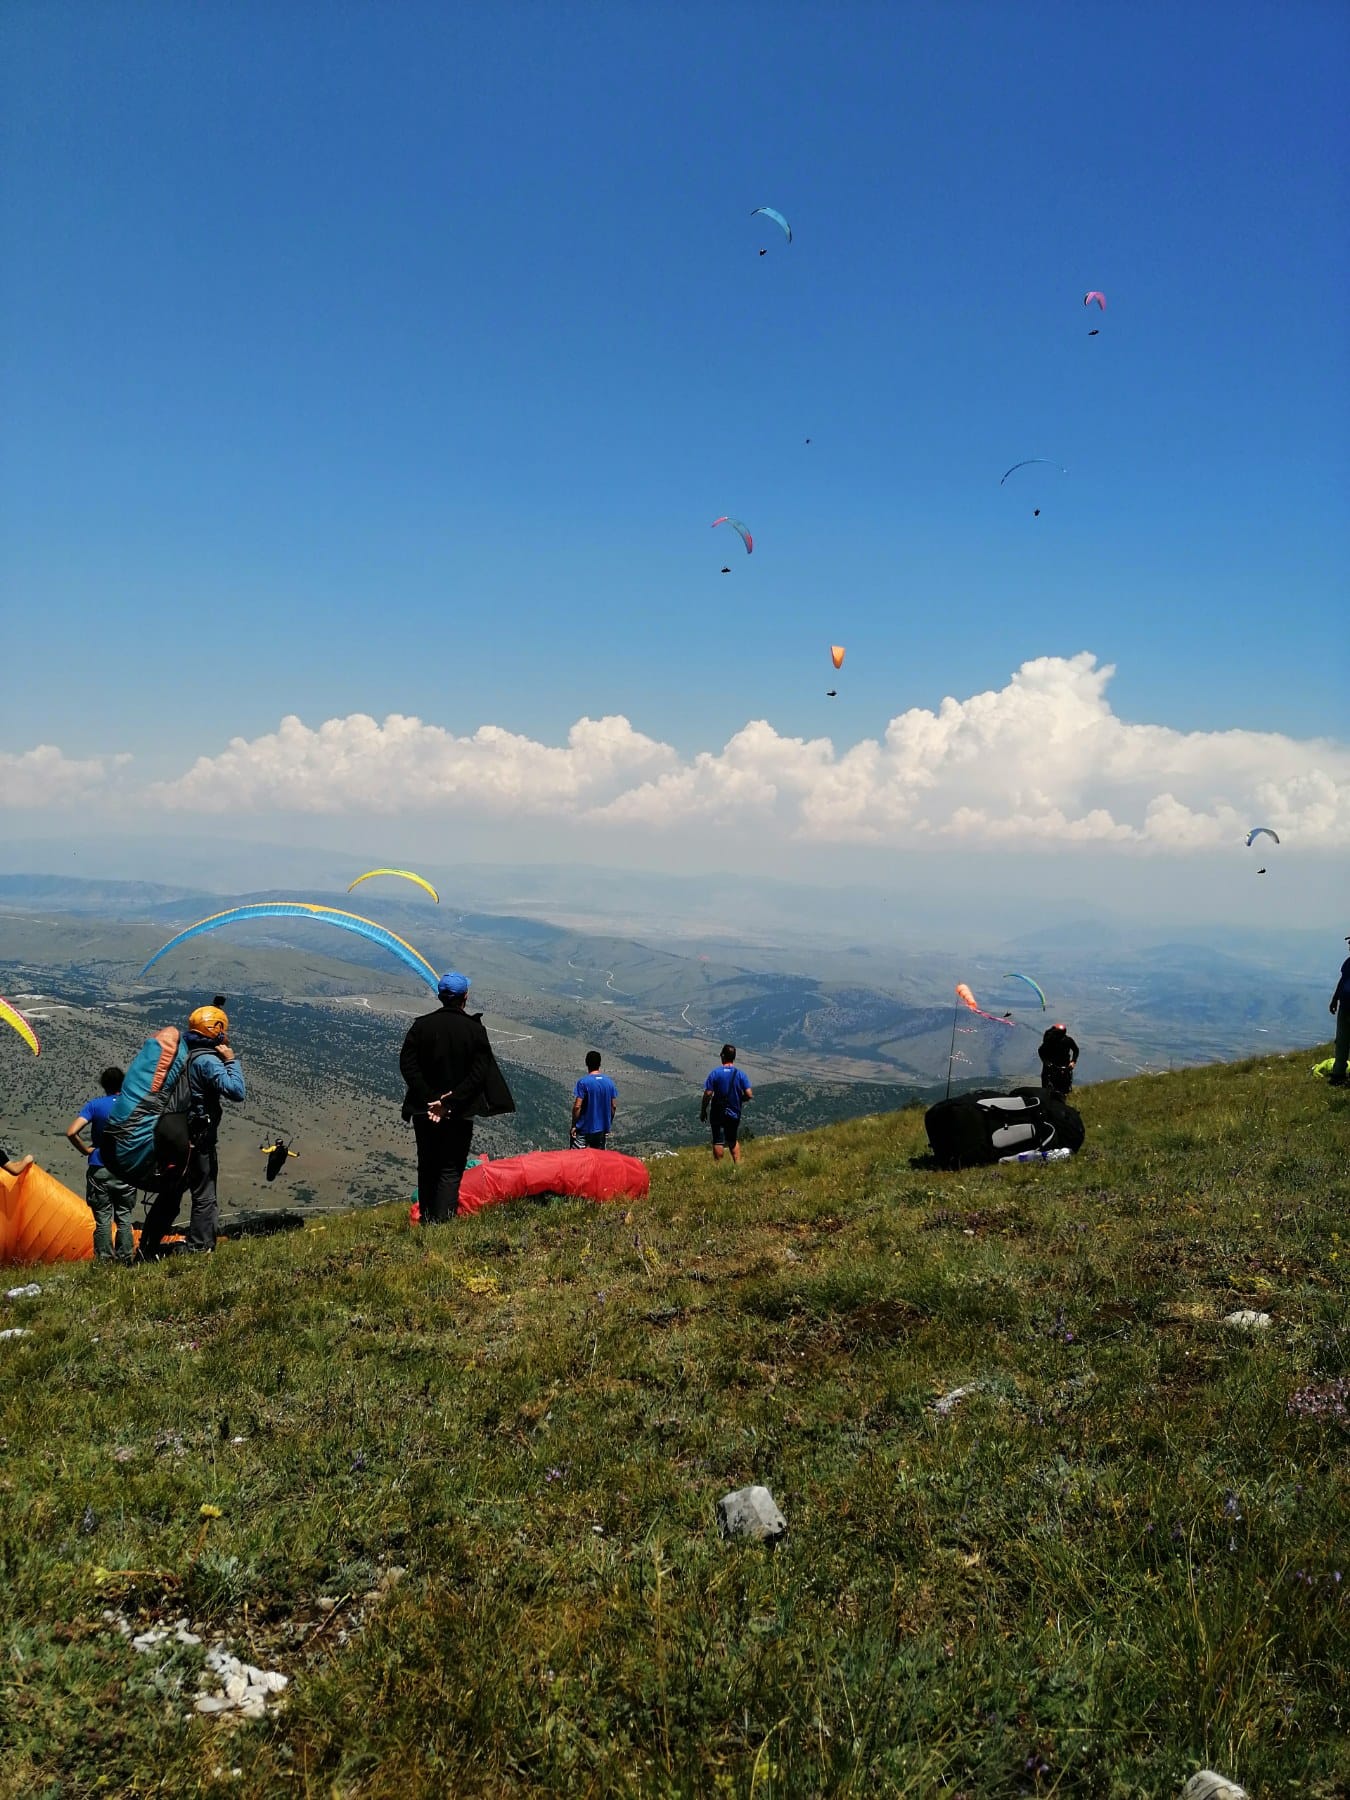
400, 970, 515, 1223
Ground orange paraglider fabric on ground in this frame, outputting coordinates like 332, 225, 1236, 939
0, 1162, 94, 1264
410, 1149, 650, 1223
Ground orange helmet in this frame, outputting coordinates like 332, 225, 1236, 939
188, 1004, 229, 1041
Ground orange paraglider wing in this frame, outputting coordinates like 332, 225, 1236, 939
830, 645, 845, 670
0, 1162, 94, 1263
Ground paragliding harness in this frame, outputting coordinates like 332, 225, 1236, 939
1041, 1061, 1075, 1098
924, 1087, 1084, 1170
100, 1027, 219, 1191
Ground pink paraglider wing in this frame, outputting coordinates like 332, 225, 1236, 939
1083, 290, 1106, 310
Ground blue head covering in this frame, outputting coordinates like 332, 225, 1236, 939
438, 970, 470, 997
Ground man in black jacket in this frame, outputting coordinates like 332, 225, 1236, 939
399, 971, 515, 1223
1038, 1023, 1080, 1096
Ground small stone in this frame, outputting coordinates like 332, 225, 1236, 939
0, 1328, 32, 1341
1222, 1310, 1271, 1331
175, 1626, 202, 1646
716, 1485, 787, 1546
239, 1694, 267, 1719
5, 1283, 40, 1299
195, 1694, 229, 1714
1182, 1774, 1248, 1800
261, 1670, 288, 1692
934, 1383, 980, 1416
224, 1674, 248, 1702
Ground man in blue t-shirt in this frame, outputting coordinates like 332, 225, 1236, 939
702, 1043, 753, 1165
1329, 935, 1350, 1086
572, 1051, 618, 1148
66, 1065, 137, 1262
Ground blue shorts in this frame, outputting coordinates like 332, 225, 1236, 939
710, 1111, 740, 1148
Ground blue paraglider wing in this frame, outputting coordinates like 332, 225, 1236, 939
1000, 459, 1068, 484
1244, 827, 1280, 847
1004, 971, 1047, 1009
751, 206, 792, 243
139, 903, 439, 991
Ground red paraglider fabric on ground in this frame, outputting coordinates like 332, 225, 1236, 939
457, 1149, 649, 1216
410, 1149, 650, 1223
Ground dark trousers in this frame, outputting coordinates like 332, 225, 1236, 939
86, 1164, 137, 1261
414, 1114, 474, 1223
140, 1145, 219, 1257
1040, 1061, 1074, 1096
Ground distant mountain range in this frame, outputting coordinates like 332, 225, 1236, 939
1, 872, 1334, 1215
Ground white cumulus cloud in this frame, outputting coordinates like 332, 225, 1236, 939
142, 655, 1349, 851
151, 712, 676, 815
0, 745, 131, 808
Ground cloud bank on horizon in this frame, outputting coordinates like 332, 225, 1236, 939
7, 657, 1348, 852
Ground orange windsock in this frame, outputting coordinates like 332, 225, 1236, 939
830, 645, 845, 670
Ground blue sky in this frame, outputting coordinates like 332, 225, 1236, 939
2, 1, 1346, 867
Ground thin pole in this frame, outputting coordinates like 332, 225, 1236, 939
945, 999, 959, 1100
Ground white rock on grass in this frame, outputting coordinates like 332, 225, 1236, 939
934, 1382, 982, 1416
5, 1284, 40, 1299
716, 1486, 787, 1546
197, 1642, 288, 1718
1182, 1773, 1248, 1800
0, 1328, 32, 1341
1222, 1310, 1271, 1332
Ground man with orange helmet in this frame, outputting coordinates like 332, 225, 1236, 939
138, 1001, 246, 1258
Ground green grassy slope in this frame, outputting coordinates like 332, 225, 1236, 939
1, 1051, 1346, 1798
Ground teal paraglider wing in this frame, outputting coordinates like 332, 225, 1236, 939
751, 206, 792, 243
1004, 972, 1047, 1009
139, 903, 439, 991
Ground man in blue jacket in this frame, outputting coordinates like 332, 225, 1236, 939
139, 1003, 246, 1259
702, 1043, 753, 1166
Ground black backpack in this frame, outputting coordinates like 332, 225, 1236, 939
924, 1087, 1084, 1169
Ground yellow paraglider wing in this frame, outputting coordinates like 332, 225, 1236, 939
830, 646, 846, 670
346, 868, 441, 905
0, 997, 40, 1056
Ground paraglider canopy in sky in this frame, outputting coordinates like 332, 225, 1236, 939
140, 903, 440, 992
1000, 458, 1067, 486
751, 206, 792, 243
1245, 827, 1280, 847
0, 997, 40, 1056
1083, 291, 1106, 311
1000, 459, 1067, 517
1004, 971, 1046, 1010
830, 645, 845, 670
348, 868, 440, 904
711, 516, 753, 553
